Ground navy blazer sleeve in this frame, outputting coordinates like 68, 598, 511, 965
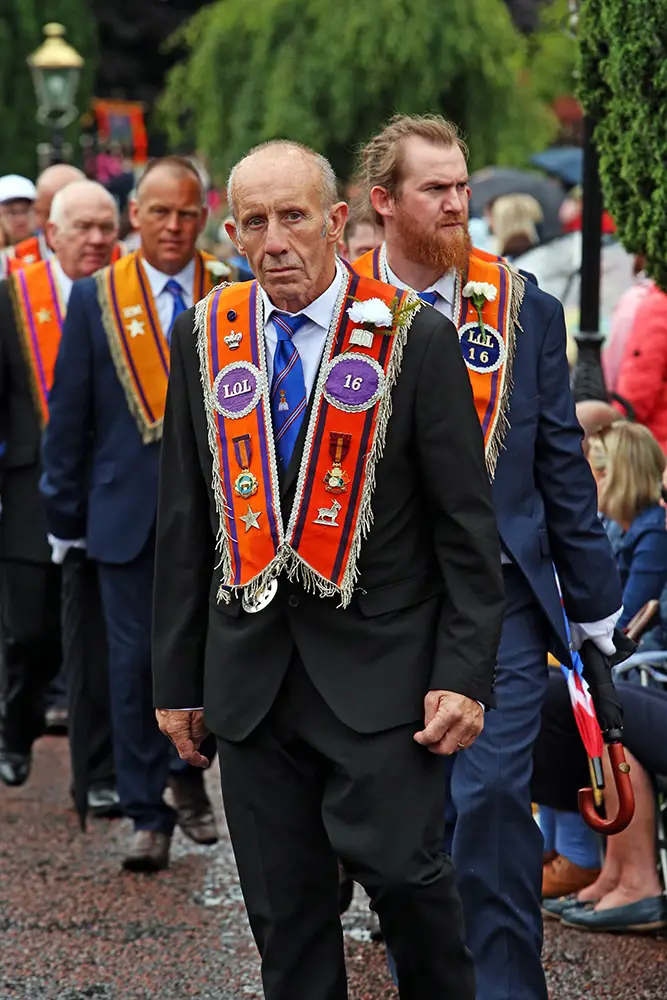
532, 292, 622, 622
618, 523, 667, 629
40, 279, 94, 540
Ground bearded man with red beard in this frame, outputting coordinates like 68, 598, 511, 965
354, 115, 622, 1000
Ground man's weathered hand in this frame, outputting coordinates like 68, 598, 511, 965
414, 691, 484, 755
155, 709, 210, 767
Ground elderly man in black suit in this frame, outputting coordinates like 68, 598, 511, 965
153, 139, 505, 1000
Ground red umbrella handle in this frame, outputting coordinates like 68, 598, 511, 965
578, 742, 635, 834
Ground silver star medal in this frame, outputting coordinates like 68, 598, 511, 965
239, 504, 262, 532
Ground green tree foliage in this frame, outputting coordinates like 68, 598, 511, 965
0, 1, 97, 178
578, 0, 667, 288
159, 0, 566, 183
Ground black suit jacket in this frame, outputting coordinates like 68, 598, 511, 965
0, 280, 51, 563
153, 301, 505, 740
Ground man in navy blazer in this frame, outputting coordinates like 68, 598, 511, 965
41, 157, 219, 872
357, 115, 622, 1000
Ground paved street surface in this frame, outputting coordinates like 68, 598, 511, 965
1, 736, 665, 999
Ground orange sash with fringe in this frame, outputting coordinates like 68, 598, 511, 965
354, 244, 524, 476
96, 249, 218, 442
9, 259, 64, 427
197, 267, 420, 606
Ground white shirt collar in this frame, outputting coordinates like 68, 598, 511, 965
51, 257, 73, 309
260, 260, 345, 331
385, 252, 456, 305
140, 255, 196, 299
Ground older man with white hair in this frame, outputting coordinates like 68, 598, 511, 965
0, 180, 119, 789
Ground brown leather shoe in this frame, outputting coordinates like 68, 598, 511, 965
168, 773, 219, 845
122, 830, 171, 873
542, 854, 600, 899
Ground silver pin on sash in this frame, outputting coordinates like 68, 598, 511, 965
242, 579, 278, 613
224, 331, 243, 350
313, 498, 342, 527
349, 328, 374, 349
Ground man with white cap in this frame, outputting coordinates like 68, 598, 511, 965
0, 175, 37, 246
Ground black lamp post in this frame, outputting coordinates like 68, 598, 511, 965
27, 23, 84, 166
567, 1, 607, 403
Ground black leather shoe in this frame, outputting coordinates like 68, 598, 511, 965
168, 773, 219, 845
0, 750, 31, 787
88, 786, 123, 818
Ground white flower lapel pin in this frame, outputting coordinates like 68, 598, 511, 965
462, 280, 497, 336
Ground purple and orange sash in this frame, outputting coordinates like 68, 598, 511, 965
354, 244, 525, 477
196, 265, 421, 606
9, 259, 65, 427
96, 249, 218, 442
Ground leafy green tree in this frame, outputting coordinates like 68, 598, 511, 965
0, 1, 97, 178
159, 0, 565, 183
578, 0, 667, 288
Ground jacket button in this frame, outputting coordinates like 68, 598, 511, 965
288, 594, 300, 608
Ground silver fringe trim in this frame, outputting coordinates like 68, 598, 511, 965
96, 267, 163, 444
485, 262, 524, 479
194, 282, 236, 603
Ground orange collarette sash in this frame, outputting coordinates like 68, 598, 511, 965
196, 266, 421, 606
9, 259, 64, 427
96, 249, 218, 442
354, 244, 525, 477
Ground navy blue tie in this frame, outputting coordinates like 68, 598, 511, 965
271, 312, 309, 468
418, 290, 438, 306
165, 279, 187, 340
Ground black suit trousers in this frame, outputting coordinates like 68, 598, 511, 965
0, 559, 62, 752
61, 556, 115, 788
216, 656, 475, 1000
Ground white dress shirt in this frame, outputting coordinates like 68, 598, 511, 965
140, 256, 196, 333
260, 262, 344, 398
51, 257, 73, 310
385, 260, 456, 321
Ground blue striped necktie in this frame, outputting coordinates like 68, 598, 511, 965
418, 290, 438, 306
271, 311, 308, 469
165, 279, 187, 341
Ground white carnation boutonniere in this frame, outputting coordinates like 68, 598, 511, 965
462, 280, 497, 337
346, 295, 419, 349
206, 259, 232, 279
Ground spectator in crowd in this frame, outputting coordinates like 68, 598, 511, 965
615, 281, 667, 448
603, 257, 653, 395
539, 401, 626, 900
534, 672, 667, 932
0, 175, 37, 245
592, 422, 667, 629
488, 193, 543, 261
338, 205, 383, 262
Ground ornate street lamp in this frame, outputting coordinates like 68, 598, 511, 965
27, 23, 84, 164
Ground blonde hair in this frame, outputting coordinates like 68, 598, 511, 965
358, 113, 468, 224
490, 194, 543, 255
594, 422, 665, 525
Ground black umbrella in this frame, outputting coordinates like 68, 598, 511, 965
577, 630, 636, 834
468, 167, 566, 242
